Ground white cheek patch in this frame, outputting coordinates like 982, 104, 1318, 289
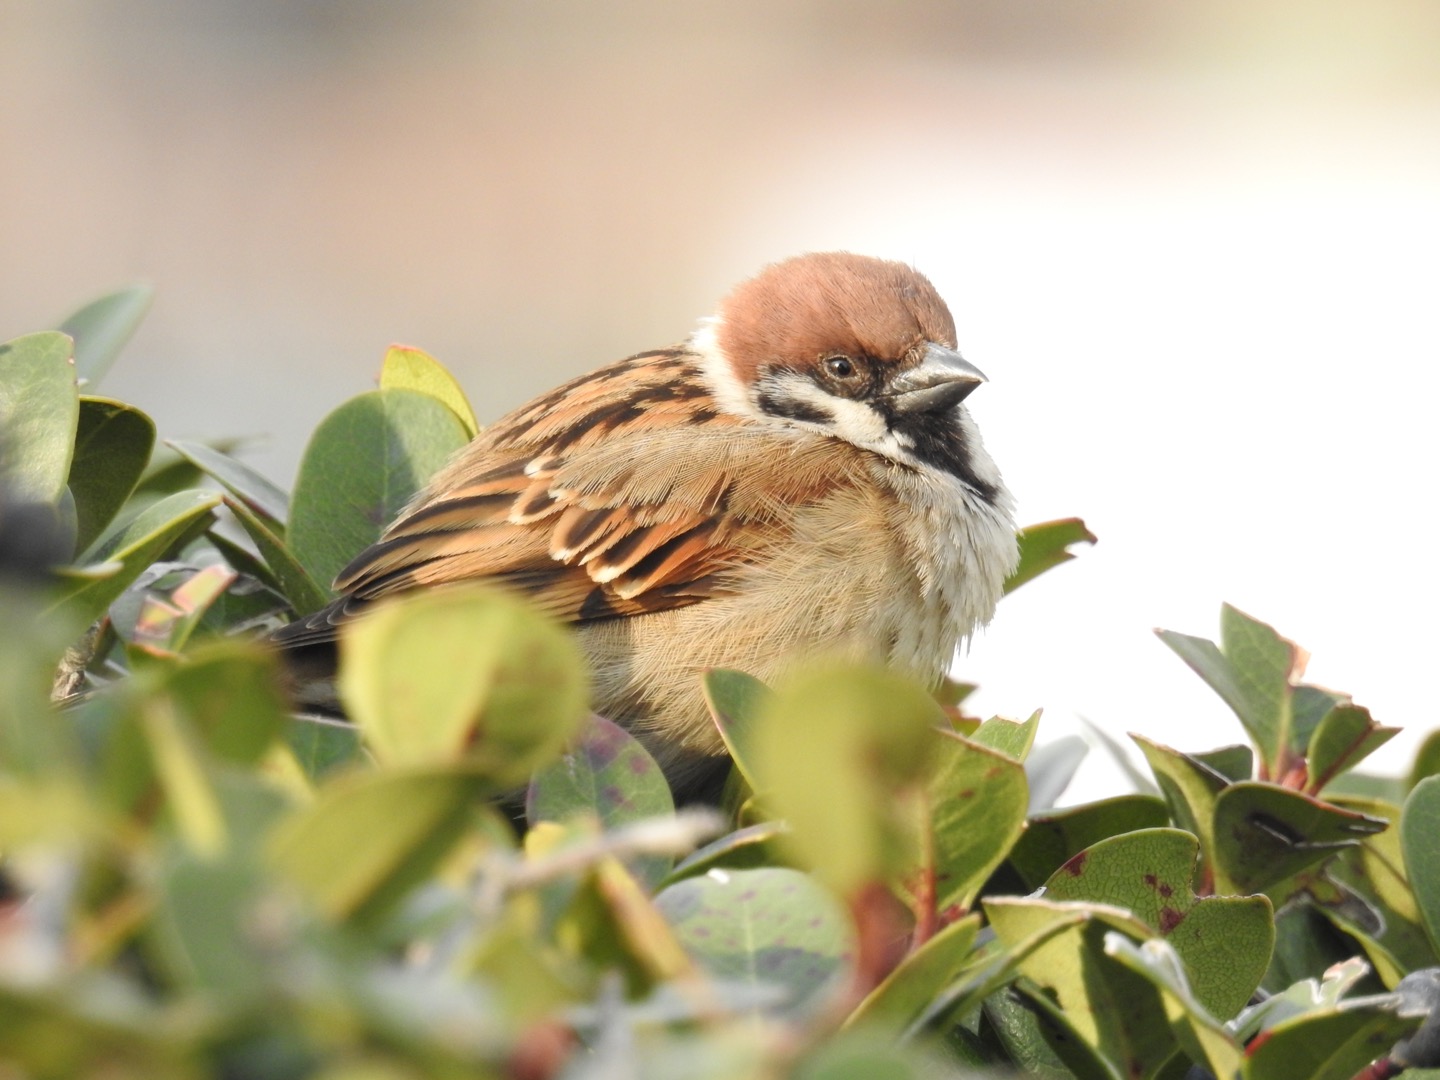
690, 320, 761, 420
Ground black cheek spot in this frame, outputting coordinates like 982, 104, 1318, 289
756, 390, 833, 426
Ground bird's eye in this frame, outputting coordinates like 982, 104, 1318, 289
824, 356, 855, 379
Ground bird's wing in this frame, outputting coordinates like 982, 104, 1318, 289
272, 348, 847, 648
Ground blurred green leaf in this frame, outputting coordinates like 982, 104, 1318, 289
338, 585, 586, 786
51, 490, 222, 626
752, 664, 943, 895
288, 388, 470, 591
163, 640, 287, 765
224, 495, 331, 615
1025, 733, 1089, 811
0, 330, 78, 505
132, 563, 237, 654
67, 397, 156, 554
379, 344, 480, 438
268, 765, 488, 923
167, 439, 290, 525
663, 822, 789, 886
141, 696, 227, 857
527, 713, 675, 889
1410, 732, 1440, 793
57, 282, 154, 387
1403, 777, 1440, 958
1212, 782, 1386, 896
654, 866, 852, 1018
1008, 794, 1171, 892
1042, 828, 1273, 1017
1003, 517, 1095, 595
284, 713, 365, 781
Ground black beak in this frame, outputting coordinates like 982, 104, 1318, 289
884, 344, 988, 413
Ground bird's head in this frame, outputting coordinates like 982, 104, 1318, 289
697, 252, 995, 489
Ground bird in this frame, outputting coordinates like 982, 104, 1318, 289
273, 252, 1017, 802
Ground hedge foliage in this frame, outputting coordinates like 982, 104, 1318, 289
1, 286, 1439, 1079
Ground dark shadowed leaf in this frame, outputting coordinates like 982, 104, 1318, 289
288, 388, 470, 591
57, 282, 154, 386
67, 397, 155, 554
224, 495, 330, 615
1212, 782, 1386, 896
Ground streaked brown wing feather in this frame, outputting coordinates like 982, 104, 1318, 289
275, 348, 784, 647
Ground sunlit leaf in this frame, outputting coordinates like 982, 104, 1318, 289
379, 344, 481, 438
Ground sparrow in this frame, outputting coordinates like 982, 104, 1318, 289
274, 253, 1017, 801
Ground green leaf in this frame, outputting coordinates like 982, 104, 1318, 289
337, 584, 586, 786
0, 331, 78, 504
1102, 933, 1244, 1079
267, 765, 489, 923
167, 439, 289, 525
57, 282, 154, 386
1003, 517, 1096, 595
140, 697, 227, 857
132, 563, 237, 654
66, 397, 156, 554
918, 729, 1029, 916
1212, 781, 1386, 896
1410, 731, 1440, 792
1218, 604, 1305, 776
702, 668, 772, 794
1191, 744, 1254, 784
50, 490, 222, 626
1240, 1000, 1416, 1080
379, 344, 481, 438
1042, 828, 1274, 1018
1323, 795, 1436, 986
971, 710, 1040, 761
1403, 776, 1440, 957
163, 640, 287, 765
284, 714, 364, 780
985, 896, 1178, 1078
527, 713, 675, 889
1008, 794, 1171, 892
288, 387, 470, 591
751, 664, 944, 895
845, 913, 982, 1036
224, 495, 330, 615
654, 866, 853, 1018
1133, 734, 1227, 877
1306, 702, 1399, 795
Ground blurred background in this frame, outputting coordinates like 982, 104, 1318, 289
3, 0, 1438, 800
